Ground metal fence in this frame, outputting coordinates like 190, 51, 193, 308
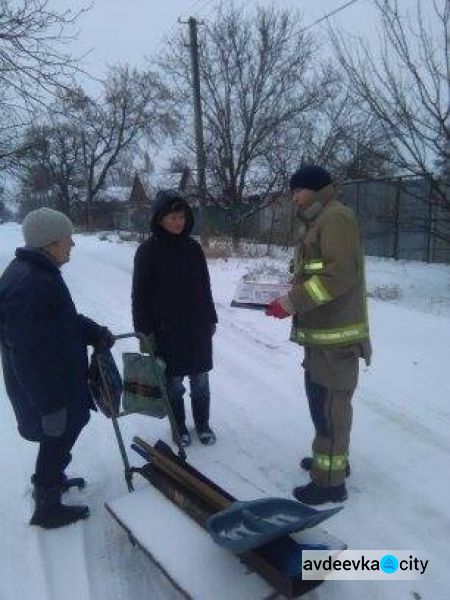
340, 176, 450, 263
191, 176, 450, 264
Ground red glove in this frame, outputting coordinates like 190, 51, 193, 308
265, 299, 292, 319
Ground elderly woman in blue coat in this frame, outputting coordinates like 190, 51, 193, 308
0, 208, 114, 529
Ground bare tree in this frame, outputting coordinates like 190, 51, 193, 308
161, 5, 334, 246
62, 66, 176, 228
104, 147, 154, 192
331, 0, 450, 197
0, 0, 90, 168
296, 86, 395, 180
15, 66, 177, 227
18, 119, 82, 215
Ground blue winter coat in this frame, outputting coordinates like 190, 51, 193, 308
0, 248, 103, 441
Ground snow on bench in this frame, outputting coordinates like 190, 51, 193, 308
106, 485, 275, 600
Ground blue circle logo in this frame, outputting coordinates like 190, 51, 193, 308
380, 554, 399, 574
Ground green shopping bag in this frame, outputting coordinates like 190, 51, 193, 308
122, 352, 168, 418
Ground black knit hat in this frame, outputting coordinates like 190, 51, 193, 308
289, 165, 332, 191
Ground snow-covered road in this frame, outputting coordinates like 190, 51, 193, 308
1, 223, 449, 599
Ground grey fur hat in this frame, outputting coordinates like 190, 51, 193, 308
22, 207, 74, 248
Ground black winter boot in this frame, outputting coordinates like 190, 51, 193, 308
300, 456, 351, 478
60, 475, 86, 493
172, 424, 191, 447
31, 474, 86, 498
197, 425, 217, 445
293, 481, 347, 505
30, 485, 89, 529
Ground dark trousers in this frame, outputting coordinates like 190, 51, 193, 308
34, 414, 88, 489
165, 372, 210, 432
305, 370, 353, 487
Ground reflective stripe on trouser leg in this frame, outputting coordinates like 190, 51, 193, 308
311, 388, 354, 487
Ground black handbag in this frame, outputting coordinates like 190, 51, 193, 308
88, 349, 123, 417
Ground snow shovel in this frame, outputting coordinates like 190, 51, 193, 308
206, 497, 342, 554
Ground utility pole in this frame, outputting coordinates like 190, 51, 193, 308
180, 16, 208, 245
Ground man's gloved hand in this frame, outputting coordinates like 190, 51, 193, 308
41, 406, 67, 437
96, 327, 115, 351
139, 332, 157, 355
265, 298, 292, 319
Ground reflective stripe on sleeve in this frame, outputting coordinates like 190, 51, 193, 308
304, 275, 332, 305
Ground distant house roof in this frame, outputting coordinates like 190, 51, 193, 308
97, 186, 131, 203
157, 172, 183, 193
154, 167, 197, 201
179, 167, 196, 193
129, 173, 150, 206
93, 174, 150, 206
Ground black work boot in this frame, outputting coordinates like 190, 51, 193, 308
30, 485, 89, 529
300, 456, 351, 478
293, 481, 347, 505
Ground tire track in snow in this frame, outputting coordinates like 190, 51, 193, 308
361, 392, 450, 456
33, 522, 92, 600
212, 308, 309, 496
74, 413, 183, 600
0, 369, 90, 600
342, 454, 449, 600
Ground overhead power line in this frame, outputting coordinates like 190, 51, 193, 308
304, 0, 362, 31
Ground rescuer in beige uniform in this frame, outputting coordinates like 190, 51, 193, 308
266, 165, 371, 505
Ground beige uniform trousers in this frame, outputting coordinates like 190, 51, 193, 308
303, 344, 362, 487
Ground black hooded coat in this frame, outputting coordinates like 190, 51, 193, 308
131, 192, 217, 377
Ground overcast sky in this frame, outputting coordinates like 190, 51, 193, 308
63, 0, 380, 88
45, 0, 438, 176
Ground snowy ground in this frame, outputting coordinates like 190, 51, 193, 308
1, 222, 449, 600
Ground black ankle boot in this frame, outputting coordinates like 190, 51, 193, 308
293, 481, 348, 505
30, 485, 89, 529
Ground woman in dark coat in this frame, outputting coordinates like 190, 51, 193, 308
132, 190, 218, 446
0, 207, 114, 529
